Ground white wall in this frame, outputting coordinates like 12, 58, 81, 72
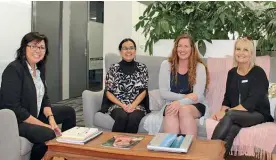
153, 40, 236, 58
0, 0, 31, 84
89, 21, 103, 70
103, 1, 148, 56
103, 1, 133, 55
131, 2, 149, 55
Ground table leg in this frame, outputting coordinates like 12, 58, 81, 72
44, 150, 55, 160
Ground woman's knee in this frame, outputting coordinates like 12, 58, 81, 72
179, 105, 199, 118
225, 110, 241, 120
164, 107, 179, 117
128, 112, 144, 124
31, 127, 55, 143
113, 110, 128, 121
63, 106, 76, 118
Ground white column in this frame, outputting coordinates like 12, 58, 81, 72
62, 1, 71, 100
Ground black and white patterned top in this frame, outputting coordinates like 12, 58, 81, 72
105, 60, 149, 114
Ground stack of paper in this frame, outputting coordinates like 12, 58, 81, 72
56, 127, 102, 145
147, 133, 193, 153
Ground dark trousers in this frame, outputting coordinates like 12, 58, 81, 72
18, 106, 76, 160
211, 110, 265, 157
110, 108, 145, 133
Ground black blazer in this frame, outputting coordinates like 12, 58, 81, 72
0, 59, 51, 123
222, 66, 273, 122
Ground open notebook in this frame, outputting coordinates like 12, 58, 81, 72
147, 133, 193, 153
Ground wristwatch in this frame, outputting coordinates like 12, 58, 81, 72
225, 109, 229, 112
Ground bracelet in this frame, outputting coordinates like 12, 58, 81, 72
47, 114, 54, 120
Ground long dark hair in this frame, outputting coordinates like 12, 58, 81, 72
16, 32, 49, 68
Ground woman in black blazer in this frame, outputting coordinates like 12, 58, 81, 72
0, 32, 76, 160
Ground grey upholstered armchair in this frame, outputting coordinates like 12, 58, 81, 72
0, 109, 32, 160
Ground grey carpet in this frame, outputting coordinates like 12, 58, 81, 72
53, 97, 84, 127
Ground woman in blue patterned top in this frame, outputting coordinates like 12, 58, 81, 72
100, 38, 150, 133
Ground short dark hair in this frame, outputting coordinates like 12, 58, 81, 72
118, 38, 136, 51
16, 32, 49, 67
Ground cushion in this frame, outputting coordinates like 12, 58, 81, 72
269, 97, 276, 119
269, 83, 276, 98
256, 56, 270, 79
149, 89, 165, 111
94, 112, 114, 130
20, 137, 32, 155
206, 118, 276, 157
206, 57, 233, 114
270, 57, 276, 83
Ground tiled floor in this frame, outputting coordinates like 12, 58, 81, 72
52, 84, 102, 127
53, 96, 84, 127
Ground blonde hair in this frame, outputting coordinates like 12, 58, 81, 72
233, 37, 256, 68
168, 34, 210, 89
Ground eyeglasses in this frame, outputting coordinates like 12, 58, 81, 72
27, 45, 46, 52
121, 46, 136, 51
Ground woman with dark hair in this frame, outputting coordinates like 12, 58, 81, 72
100, 38, 150, 133
0, 32, 76, 160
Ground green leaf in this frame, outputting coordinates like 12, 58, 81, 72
149, 40, 153, 55
160, 19, 170, 33
198, 40, 206, 56
219, 13, 225, 25
184, 8, 194, 14
140, 21, 145, 28
148, 10, 156, 18
267, 19, 276, 33
143, 3, 153, 16
144, 41, 149, 53
155, 22, 161, 35
135, 21, 141, 31
206, 39, 212, 44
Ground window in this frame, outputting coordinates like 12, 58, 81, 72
89, 1, 104, 23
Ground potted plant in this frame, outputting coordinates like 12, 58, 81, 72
135, 1, 276, 56
255, 2, 276, 56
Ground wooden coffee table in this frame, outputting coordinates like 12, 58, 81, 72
44, 132, 225, 160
